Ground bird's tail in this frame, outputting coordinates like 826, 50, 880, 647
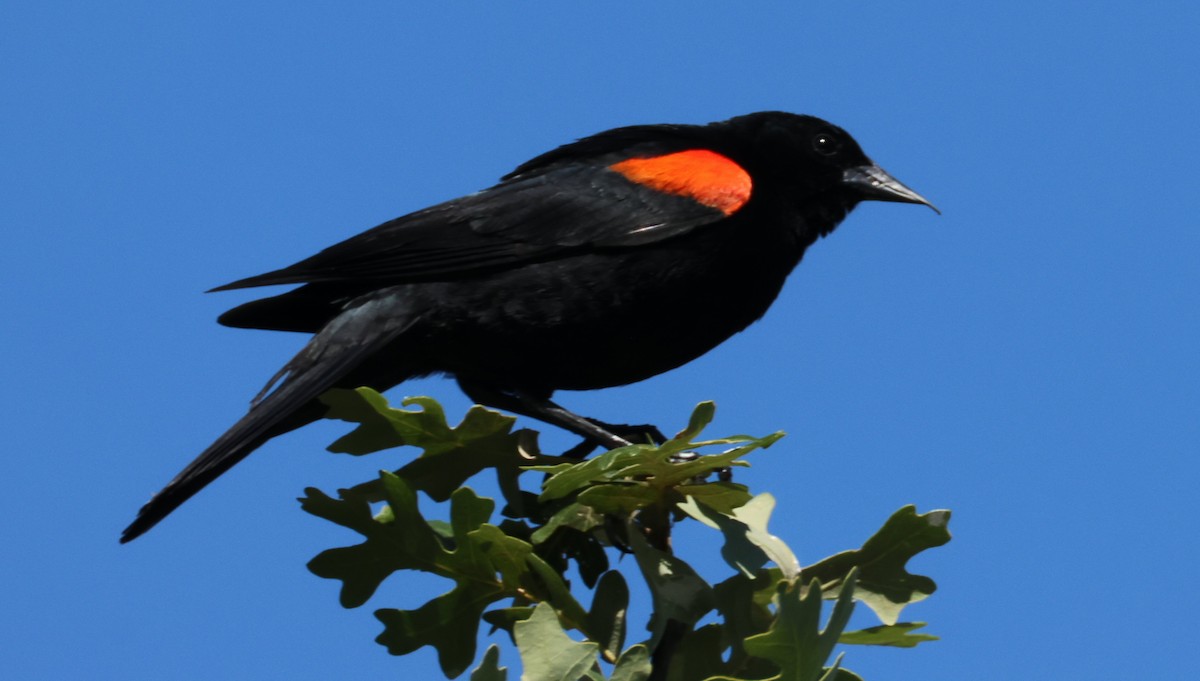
121, 296, 417, 543
119, 393, 326, 543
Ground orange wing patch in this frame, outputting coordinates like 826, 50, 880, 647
610, 149, 752, 216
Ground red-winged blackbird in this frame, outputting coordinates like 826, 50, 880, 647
121, 111, 935, 543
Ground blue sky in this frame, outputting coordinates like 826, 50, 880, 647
3, 2, 1197, 679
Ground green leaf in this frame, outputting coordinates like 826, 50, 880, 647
305, 474, 535, 678
628, 526, 715, 652
673, 482, 752, 514
322, 389, 514, 454
320, 389, 526, 502
298, 485, 378, 534
304, 399, 948, 681
817, 569, 859, 666
391, 435, 526, 502
531, 501, 606, 544
663, 625, 738, 681
619, 439, 774, 490
376, 582, 506, 678
816, 653, 845, 681
679, 494, 800, 580
471, 645, 508, 681
661, 401, 717, 449
482, 606, 535, 635
739, 570, 858, 681
712, 572, 777, 670
534, 403, 780, 504
303, 473, 448, 608
839, 622, 938, 648
584, 571, 629, 663
576, 483, 660, 514
652, 402, 779, 456
318, 387, 408, 454
609, 645, 652, 681
371, 485, 511, 677
535, 446, 652, 502
559, 528, 611, 588
679, 497, 768, 578
802, 506, 951, 624
514, 602, 599, 681
522, 552, 590, 628
469, 523, 535, 590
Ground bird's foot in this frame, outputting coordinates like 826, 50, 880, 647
561, 421, 666, 459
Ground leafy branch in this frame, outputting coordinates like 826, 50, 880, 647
301, 388, 950, 680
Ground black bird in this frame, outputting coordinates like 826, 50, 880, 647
121, 111, 936, 543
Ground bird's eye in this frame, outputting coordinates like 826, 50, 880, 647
812, 132, 842, 156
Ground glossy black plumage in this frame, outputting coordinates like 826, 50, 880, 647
121, 111, 934, 543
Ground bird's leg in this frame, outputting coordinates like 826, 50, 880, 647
588, 419, 665, 445
457, 379, 635, 452
559, 419, 666, 459
587, 420, 716, 476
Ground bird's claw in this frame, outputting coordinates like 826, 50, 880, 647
561, 421, 666, 459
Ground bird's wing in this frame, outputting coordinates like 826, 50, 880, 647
211, 152, 753, 291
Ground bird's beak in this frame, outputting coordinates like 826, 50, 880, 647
843, 164, 940, 214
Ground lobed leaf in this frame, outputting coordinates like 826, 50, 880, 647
802, 506, 951, 624
738, 569, 859, 681
584, 571, 630, 662
470, 645, 508, 681
839, 622, 938, 648
320, 389, 525, 502
306, 474, 538, 677
628, 526, 715, 652
514, 603, 599, 681
679, 494, 800, 580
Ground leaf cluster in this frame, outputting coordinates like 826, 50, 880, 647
302, 389, 949, 680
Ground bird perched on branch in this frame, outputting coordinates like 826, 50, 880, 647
122, 111, 936, 543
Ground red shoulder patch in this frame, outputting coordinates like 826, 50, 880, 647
609, 149, 752, 216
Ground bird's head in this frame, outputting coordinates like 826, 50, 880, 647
719, 111, 939, 223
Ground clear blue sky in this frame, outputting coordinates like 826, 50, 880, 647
3, 2, 1197, 679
